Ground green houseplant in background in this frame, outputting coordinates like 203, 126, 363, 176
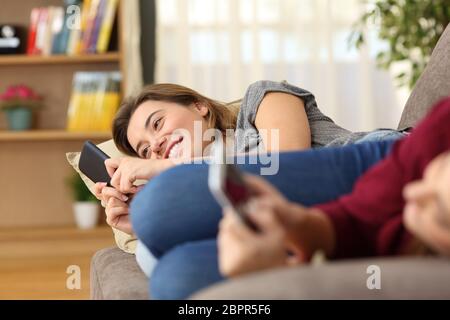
0, 85, 43, 131
351, 0, 450, 88
67, 173, 99, 230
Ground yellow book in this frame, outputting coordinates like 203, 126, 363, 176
94, 72, 121, 131
97, 0, 119, 53
73, 92, 88, 131
98, 91, 120, 131
67, 71, 121, 131
67, 73, 85, 131
82, 75, 100, 131
74, 0, 92, 55
91, 73, 107, 131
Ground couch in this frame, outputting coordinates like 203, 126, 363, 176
90, 23, 450, 300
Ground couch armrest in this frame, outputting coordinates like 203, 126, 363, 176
191, 257, 450, 299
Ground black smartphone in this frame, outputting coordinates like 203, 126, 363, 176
79, 141, 111, 185
208, 145, 259, 232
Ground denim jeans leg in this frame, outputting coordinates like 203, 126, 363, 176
149, 239, 220, 300
130, 139, 396, 258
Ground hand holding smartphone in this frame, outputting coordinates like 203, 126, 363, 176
79, 141, 142, 205
79, 141, 111, 185
208, 143, 260, 232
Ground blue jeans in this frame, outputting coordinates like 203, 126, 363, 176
130, 139, 397, 299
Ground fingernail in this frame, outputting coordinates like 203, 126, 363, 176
122, 196, 129, 202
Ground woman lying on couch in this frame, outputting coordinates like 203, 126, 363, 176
94, 80, 403, 275
125, 97, 450, 299
94, 80, 370, 234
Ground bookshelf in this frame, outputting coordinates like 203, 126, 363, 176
0, 0, 125, 228
0, 130, 112, 141
0, 52, 120, 66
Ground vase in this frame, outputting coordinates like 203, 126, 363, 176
5, 107, 32, 131
73, 202, 99, 230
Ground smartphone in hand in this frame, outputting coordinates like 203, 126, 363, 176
208, 144, 259, 232
79, 141, 111, 185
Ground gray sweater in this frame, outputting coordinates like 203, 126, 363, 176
234, 80, 353, 153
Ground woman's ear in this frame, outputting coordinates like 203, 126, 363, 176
194, 102, 209, 117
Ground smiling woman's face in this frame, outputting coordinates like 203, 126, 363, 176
126, 100, 211, 160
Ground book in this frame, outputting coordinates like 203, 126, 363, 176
27, 8, 41, 55
58, 0, 83, 54
50, 7, 65, 55
26, 0, 117, 56
75, 0, 93, 54
81, 0, 102, 54
97, 72, 121, 131
67, 0, 92, 55
96, 0, 118, 54
42, 7, 60, 56
67, 71, 121, 132
34, 7, 48, 55
87, 0, 107, 54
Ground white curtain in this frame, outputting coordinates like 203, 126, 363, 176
154, 0, 407, 132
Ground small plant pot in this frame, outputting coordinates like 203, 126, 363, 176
73, 202, 99, 230
5, 107, 32, 131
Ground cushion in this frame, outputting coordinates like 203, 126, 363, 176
192, 257, 450, 299
66, 139, 138, 254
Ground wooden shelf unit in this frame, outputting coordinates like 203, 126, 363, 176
0, 130, 112, 141
0, 52, 120, 66
0, 0, 125, 228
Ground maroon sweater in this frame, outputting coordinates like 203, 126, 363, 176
315, 97, 450, 258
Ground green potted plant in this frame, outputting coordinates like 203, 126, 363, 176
0, 84, 43, 131
350, 0, 450, 88
66, 173, 99, 230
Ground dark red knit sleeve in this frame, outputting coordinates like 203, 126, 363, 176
315, 98, 450, 258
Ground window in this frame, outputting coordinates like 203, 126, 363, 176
155, 0, 405, 131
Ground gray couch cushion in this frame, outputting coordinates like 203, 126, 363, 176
398, 23, 450, 129
90, 247, 149, 300
191, 257, 450, 299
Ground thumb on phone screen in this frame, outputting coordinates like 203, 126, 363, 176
105, 158, 120, 178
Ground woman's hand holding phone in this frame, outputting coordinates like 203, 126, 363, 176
96, 155, 176, 234
105, 157, 175, 194
94, 182, 133, 235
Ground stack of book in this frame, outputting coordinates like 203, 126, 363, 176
27, 0, 119, 56
67, 71, 121, 132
